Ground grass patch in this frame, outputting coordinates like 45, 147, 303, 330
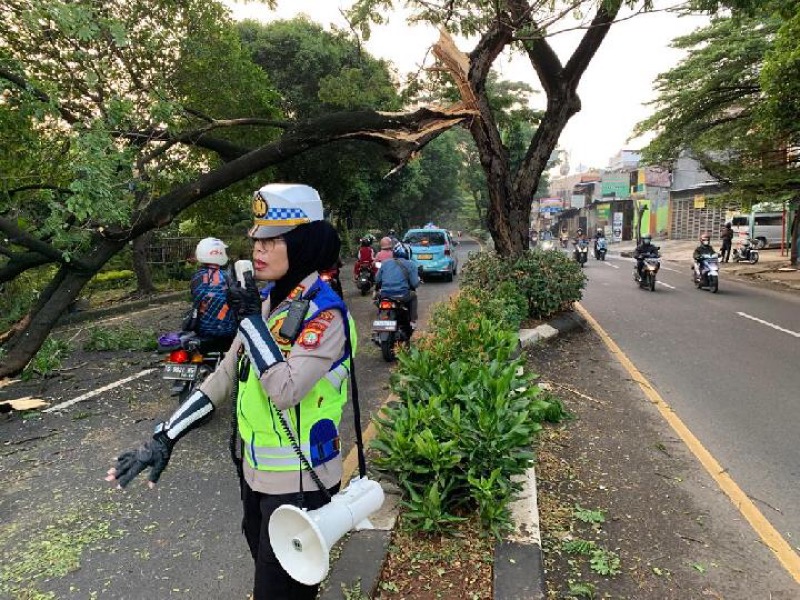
83, 325, 158, 352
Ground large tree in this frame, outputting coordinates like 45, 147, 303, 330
635, 11, 799, 264
350, 0, 638, 256
0, 0, 472, 377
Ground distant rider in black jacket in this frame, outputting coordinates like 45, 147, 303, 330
634, 234, 659, 280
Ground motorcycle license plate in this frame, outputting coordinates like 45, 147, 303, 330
372, 320, 397, 331
163, 363, 198, 381
416, 254, 433, 260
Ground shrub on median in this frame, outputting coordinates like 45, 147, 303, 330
461, 249, 586, 320
371, 290, 567, 537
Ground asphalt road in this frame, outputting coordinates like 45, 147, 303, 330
0, 238, 477, 600
576, 248, 800, 547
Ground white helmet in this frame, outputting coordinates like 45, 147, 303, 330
195, 237, 229, 266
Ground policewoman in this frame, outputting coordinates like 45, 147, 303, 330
107, 183, 356, 600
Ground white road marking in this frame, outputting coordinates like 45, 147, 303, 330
603, 261, 620, 269
736, 312, 800, 339
657, 281, 676, 289
661, 266, 680, 273
43, 368, 158, 413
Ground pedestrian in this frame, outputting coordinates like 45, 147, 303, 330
189, 237, 237, 347
106, 183, 356, 600
720, 222, 733, 262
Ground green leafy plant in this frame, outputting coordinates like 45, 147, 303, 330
573, 505, 606, 524
83, 325, 157, 351
562, 538, 596, 555
589, 548, 621, 576
460, 250, 586, 320
21, 337, 72, 380
567, 580, 596, 599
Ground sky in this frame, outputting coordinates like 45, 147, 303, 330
224, 1, 709, 173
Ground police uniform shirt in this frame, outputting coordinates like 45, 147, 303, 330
198, 272, 346, 495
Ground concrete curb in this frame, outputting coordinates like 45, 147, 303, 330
321, 311, 585, 599
494, 311, 585, 599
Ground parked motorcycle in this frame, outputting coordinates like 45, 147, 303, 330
573, 239, 589, 267
355, 263, 375, 296
693, 253, 720, 293
371, 296, 413, 362
594, 237, 608, 260
732, 238, 759, 264
158, 332, 229, 403
633, 253, 661, 291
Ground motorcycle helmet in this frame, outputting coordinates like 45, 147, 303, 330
577, 228, 583, 235
642, 234, 652, 244
379, 236, 393, 250
360, 237, 372, 247
195, 237, 229, 266
392, 242, 409, 260
700, 233, 710, 245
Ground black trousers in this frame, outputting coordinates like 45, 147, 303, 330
242, 480, 340, 600
721, 239, 732, 261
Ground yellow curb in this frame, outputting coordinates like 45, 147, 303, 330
342, 393, 398, 484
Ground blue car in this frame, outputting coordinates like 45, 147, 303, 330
403, 228, 458, 282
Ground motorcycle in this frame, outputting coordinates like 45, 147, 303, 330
594, 237, 608, 260
573, 239, 589, 267
158, 332, 229, 403
693, 253, 720, 293
560, 235, 569, 249
371, 296, 413, 362
354, 262, 375, 296
320, 266, 344, 298
633, 253, 661, 291
732, 238, 759, 264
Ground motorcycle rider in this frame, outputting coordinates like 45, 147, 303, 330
559, 226, 569, 248
190, 237, 237, 347
374, 236, 395, 263
693, 233, 716, 262
106, 184, 356, 600
634, 234, 660, 280
593, 228, 605, 257
375, 242, 420, 330
573, 228, 588, 261
353, 236, 376, 280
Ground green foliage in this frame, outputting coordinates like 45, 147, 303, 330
83, 325, 157, 352
567, 580, 596, 598
372, 294, 567, 535
636, 12, 800, 208
563, 538, 597, 555
573, 505, 606, 525
0, 0, 281, 289
21, 338, 71, 380
85, 270, 135, 292
461, 250, 586, 320
589, 548, 621, 576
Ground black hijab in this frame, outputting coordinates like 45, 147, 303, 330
269, 220, 341, 308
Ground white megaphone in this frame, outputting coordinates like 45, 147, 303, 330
268, 477, 385, 585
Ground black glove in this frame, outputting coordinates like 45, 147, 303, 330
226, 271, 262, 321
110, 430, 173, 488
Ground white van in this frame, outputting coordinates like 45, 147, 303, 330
730, 212, 786, 249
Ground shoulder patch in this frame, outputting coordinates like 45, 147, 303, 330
317, 310, 336, 322
298, 324, 324, 349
